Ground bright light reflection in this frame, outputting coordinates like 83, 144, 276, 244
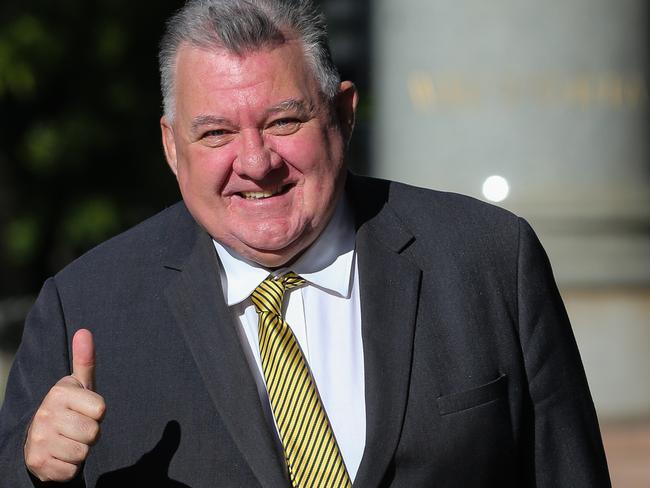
482, 175, 510, 202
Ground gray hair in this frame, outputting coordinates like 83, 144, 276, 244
159, 0, 341, 120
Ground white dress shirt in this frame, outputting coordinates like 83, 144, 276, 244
212, 197, 366, 481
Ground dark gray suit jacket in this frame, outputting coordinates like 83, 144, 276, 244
0, 174, 610, 487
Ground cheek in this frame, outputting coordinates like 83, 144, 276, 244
177, 147, 233, 194
274, 129, 344, 179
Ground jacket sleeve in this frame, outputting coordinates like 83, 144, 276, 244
516, 218, 611, 487
0, 278, 82, 487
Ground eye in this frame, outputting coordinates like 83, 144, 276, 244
267, 118, 301, 136
203, 129, 230, 138
200, 129, 235, 147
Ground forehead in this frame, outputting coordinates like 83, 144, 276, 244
173, 41, 321, 116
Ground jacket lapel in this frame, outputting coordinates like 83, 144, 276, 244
161, 205, 288, 488
347, 178, 422, 488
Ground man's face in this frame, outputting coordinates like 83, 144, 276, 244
161, 41, 357, 267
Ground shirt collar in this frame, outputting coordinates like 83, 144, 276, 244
213, 195, 356, 306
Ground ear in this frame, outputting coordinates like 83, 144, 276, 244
160, 116, 179, 176
336, 80, 358, 145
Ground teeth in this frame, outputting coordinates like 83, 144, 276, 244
241, 189, 278, 199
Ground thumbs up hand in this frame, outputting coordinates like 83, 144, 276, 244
24, 329, 106, 482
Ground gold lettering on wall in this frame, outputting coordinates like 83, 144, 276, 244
563, 76, 593, 108
408, 72, 435, 111
597, 76, 624, 108
408, 73, 481, 111
407, 72, 649, 111
623, 75, 647, 106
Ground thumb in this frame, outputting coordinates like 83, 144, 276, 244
72, 328, 95, 390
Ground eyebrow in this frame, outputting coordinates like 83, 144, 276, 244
266, 98, 315, 117
190, 115, 230, 135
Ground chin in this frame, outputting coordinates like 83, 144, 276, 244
236, 246, 295, 268
240, 236, 310, 268
252, 253, 295, 268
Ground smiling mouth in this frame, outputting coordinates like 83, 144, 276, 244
238, 184, 292, 200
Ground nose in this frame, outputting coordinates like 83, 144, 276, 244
232, 129, 282, 179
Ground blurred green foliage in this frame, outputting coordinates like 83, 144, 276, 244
5, 217, 39, 265
0, 1, 184, 296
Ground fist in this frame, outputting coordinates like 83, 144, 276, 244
24, 329, 106, 482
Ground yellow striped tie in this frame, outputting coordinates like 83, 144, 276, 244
251, 273, 352, 488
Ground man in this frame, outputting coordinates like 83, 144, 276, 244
0, 0, 611, 486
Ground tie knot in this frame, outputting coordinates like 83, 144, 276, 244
251, 272, 305, 316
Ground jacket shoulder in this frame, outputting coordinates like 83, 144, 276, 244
348, 175, 527, 274
391, 180, 519, 230
54, 201, 191, 284
349, 174, 521, 237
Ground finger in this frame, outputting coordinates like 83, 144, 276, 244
24, 437, 81, 483
30, 456, 80, 483
56, 410, 101, 445
72, 329, 95, 390
49, 435, 90, 465
46, 378, 106, 420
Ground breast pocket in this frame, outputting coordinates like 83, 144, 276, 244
437, 374, 508, 415
395, 373, 515, 484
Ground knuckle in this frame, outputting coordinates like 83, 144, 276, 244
32, 407, 56, 430
73, 442, 90, 460
35, 472, 52, 483
33, 407, 51, 422
86, 421, 101, 442
97, 401, 106, 418
29, 429, 48, 445
25, 451, 46, 471
26, 452, 78, 482
91, 398, 106, 419
58, 462, 79, 481
49, 384, 68, 402
27, 421, 50, 446
77, 416, 99, 438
